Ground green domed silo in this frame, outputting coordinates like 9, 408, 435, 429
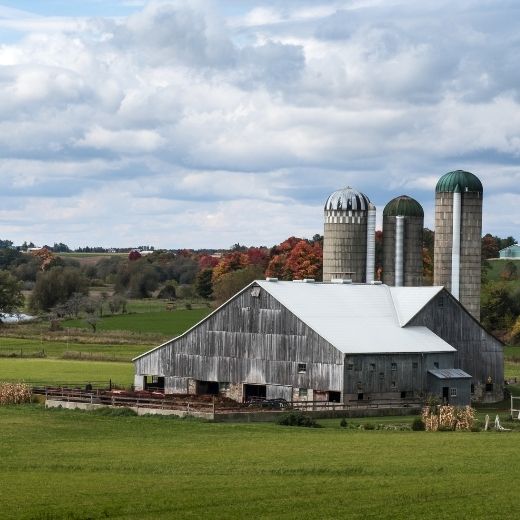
382, 195, 424, 286
323, 187, 376, 283
433, 170, 483, 320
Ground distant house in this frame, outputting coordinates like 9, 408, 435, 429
133, 280, 503, 406
499, 244, 520, 259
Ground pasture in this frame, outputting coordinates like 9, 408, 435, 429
62, 308, 211, 336
0, 359, 133, 387
1, 405, 519, 519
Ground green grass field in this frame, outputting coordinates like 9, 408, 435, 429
1, 405, 519, 519
0, 359, 133, 387
62, 308, 210, 336
486, 258, 520, 287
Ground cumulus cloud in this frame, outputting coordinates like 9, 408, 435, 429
0, 0, 519, 247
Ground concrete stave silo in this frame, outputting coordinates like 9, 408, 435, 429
382, 195, 424, 287
323, 187, 376, 283
433, 170, 483, 320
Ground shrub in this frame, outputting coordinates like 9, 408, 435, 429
91, 407, 137, 417
277, 411, 322, 428
412, 417, 425, 431
363, 422, 375, 430
471, 424, 481, 432
340, 418, 348, 428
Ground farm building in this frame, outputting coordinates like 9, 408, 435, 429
133, 280, 504, 405
499, 244, 520, 259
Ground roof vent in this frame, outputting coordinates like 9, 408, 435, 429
302, 279, 315, 283
265, 277, 278, 282
370, 280, 383, 285
331, 278, 352, 284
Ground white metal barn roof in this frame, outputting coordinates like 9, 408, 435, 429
257, 281, 454, 355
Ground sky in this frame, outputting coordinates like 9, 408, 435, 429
0, 0, 519, 249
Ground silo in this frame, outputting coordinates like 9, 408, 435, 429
382, 195, 424, 287
434, 170, 483, 320
323, 186, 376, 283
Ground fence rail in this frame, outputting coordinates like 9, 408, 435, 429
42, 388, 422, 415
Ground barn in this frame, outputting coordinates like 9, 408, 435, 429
133, 279, 504, 405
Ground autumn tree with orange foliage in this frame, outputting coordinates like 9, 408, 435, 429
266, 237, 323, 280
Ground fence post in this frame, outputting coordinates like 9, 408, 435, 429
109, 379, 112, 391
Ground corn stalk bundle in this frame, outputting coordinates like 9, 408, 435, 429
454, 406, 475, 431
0, 382, 32, 405
421, 404, 476, 431
439, 405, 456, 429
422, 406, 439, 431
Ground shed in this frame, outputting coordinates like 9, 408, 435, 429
427, 369, 472, 406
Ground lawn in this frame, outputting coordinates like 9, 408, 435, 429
0, 337, 145, 361
0, 359, 133, 387
1, 405, 519, 519
62, 308, 211, 336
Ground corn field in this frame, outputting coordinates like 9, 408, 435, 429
422, 405, 475, 431
0, 382, 32, 405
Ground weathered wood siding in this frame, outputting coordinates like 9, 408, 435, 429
409, 290, 503, 401
135, 284, 344, 393
343, 352, 454, 400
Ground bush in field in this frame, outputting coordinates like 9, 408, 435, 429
412, 417, 426, 431
29, 266, 88, 312
277, 411, 323, 428
0, 382, 31, 405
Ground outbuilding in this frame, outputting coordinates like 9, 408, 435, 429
133, 280, 503, 405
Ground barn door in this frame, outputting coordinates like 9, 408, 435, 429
442, 386, 449, 404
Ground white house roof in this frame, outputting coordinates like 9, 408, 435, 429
256, 281, 454, 355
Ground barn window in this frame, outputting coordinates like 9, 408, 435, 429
379, 372, 384, 380
434, 362, 439, 369
347, 363, 354, 370
250, 287, 261, 298
450, 388, 457, 397
299, 388, 308, 399
369, 363, 376, 371
219, 382, 230, 392
298, 363, 307, 374
391, 381, 397, 389
391, 363, 397, 371
437, 296, 444, 308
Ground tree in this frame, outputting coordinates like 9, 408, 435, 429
481, 282, 515, 332
266, 238, 323, 280
195, 268, 213, 299
481, 234, 499, 260
212, 265, 264, 304
0, 270, 24, 320
29, 266, 88, 312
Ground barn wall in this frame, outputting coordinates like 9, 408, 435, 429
409, 290, 504, 402
135, 284, 344, 395
343, 352, 454, 401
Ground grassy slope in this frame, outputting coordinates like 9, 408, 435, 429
486, 258, 520, 287
1, 406, 519, 520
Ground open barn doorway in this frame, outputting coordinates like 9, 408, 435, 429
144, 376, 165, 392
244, 384, 266, 402
197, 381, 219, 395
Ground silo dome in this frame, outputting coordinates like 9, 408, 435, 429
383, 195, 424, 218
435, 170, 483, 194
324, 186, 371, 212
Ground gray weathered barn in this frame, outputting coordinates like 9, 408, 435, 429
133, 280, 503, 405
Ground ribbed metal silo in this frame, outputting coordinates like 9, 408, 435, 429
433, 170, 483, 320
323, 187, 376, 283
382, 195, 424, 287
